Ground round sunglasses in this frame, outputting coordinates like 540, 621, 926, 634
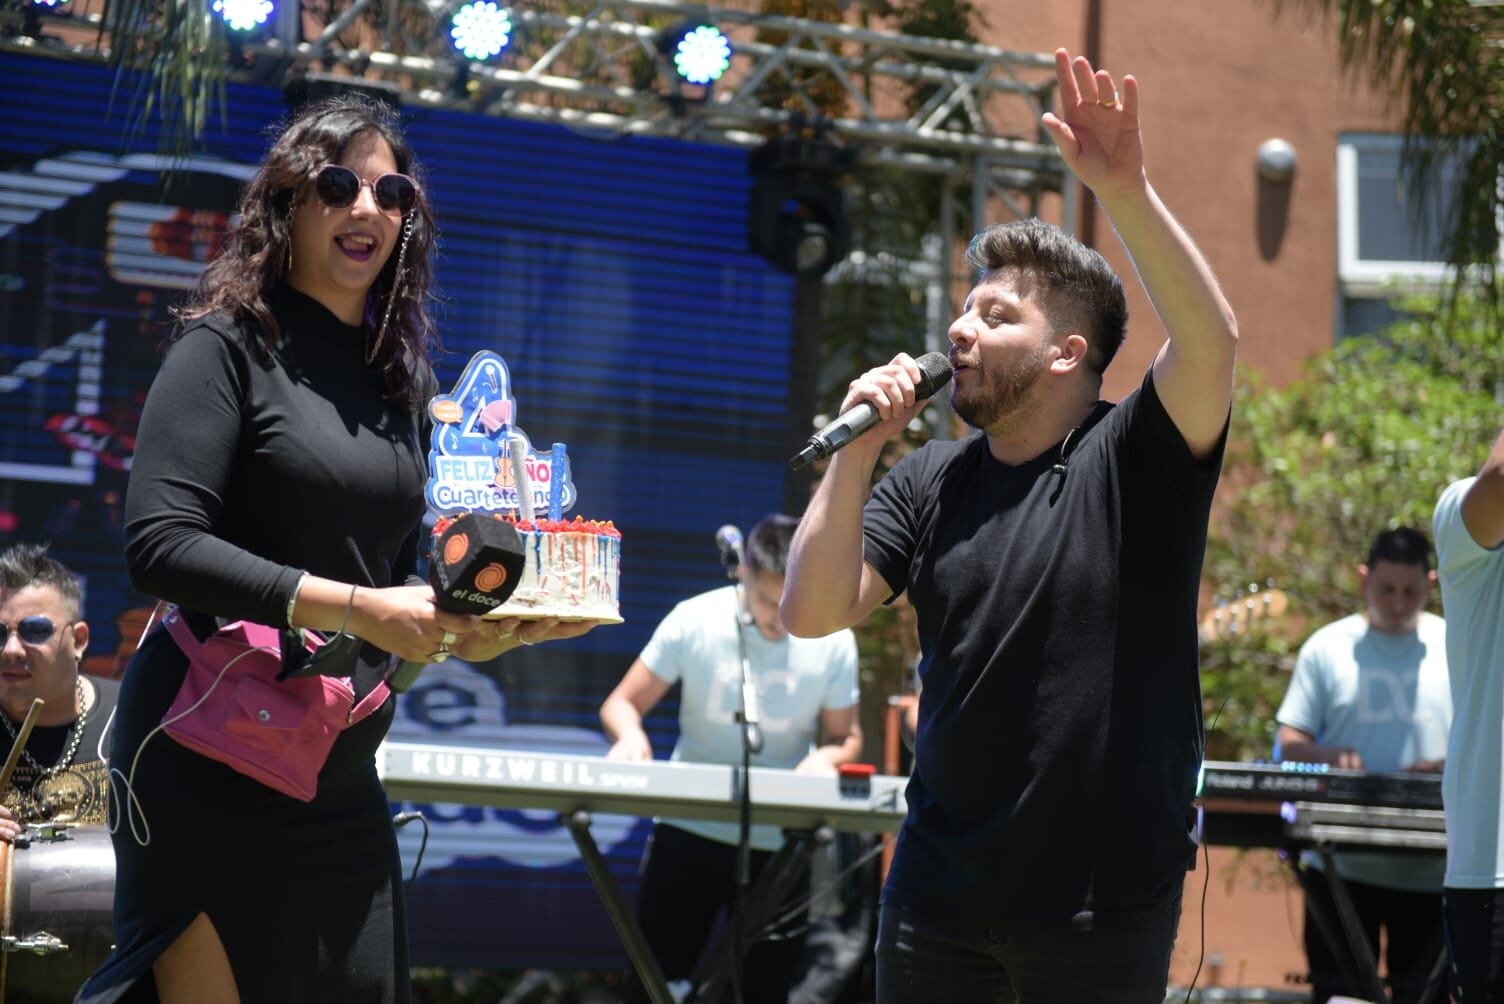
0, 615, 63, 647
313, 164, 419, 216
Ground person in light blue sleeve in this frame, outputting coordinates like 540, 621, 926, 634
1274, 526, 1450, 1004
599, 512, 861, 1002
1434, 426, 1504, 1001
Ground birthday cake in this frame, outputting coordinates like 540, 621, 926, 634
432, 513, 622, 623
424, 350, 624, 626
495, 517, 622, 623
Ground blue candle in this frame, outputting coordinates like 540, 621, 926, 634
549, 442, 566, 521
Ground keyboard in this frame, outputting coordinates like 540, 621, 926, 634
1197, 761, 1445, 850
1198, 760, 1442, 811
376, 741, 908, 833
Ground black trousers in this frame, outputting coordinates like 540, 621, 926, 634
626, 822, 809, 1004
873, 894, 1181, 1004
1445, 887, 1504, 1001
1299, 869, 1448, 1004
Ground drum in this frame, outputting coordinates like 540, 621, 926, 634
0, 824, 115, 1004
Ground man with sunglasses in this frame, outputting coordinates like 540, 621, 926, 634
0, 542, 118, 839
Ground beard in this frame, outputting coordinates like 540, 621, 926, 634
949, 344, 1050, 433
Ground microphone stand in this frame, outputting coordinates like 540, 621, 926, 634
727, 557, 761, 1004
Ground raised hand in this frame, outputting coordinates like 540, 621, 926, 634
1040, 47, 1145, 201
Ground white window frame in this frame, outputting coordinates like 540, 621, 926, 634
1336, 133, 1455, 298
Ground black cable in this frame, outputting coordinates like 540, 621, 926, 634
392, 810, 429, 901
1181, 695, 1232, 1003
1183, 838, 1211, 1004
754, 837, 888, 939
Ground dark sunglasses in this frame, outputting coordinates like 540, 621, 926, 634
313, 164, 419, 216
0, 615, 61, 647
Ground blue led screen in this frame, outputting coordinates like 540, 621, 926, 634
0, 52, 798, 970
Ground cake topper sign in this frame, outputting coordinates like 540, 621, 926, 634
425, 350, 576, 518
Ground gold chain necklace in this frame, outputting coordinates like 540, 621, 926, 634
1, 678, 87, 778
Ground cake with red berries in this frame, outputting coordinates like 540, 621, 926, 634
433, 514, 621, 623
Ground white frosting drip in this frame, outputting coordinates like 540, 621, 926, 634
492, 527, 622, 622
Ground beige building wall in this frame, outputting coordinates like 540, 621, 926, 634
968, 1, 1399, 398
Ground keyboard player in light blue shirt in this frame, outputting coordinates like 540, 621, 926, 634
1274, 526, 1451, 1004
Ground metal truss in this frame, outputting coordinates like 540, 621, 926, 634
281, 0, 1075, 338
284, 1, 1061, 171
5, 0, 1075, 323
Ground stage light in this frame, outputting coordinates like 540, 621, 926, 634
212, 0, 273, 31
747, 130, 854, 277
670, 24, 730, 85
29, 0, 69, 7
450, 1, 512, 62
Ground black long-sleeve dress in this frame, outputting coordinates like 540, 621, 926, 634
78, 286, 431, 1004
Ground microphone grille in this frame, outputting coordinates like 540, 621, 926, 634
914, 352, 954, 398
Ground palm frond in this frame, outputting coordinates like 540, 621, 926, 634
101, 0, 231, 164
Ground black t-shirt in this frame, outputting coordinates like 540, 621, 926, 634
863, 370, 1225, 924
1, 675, 120, 825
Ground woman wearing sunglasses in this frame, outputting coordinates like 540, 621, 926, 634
78, 95, 591, 1004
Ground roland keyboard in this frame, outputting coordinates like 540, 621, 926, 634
377, 741, 908, 833
1198, 760, 1442, 811
1198, 760, 1446, 851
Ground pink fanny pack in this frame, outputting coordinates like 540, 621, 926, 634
160, 608, 389, 802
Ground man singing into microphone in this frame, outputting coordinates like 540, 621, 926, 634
782, 48, 1237, 1001
599, 512, 860, 1001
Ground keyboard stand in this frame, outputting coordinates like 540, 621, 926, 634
563, 811, 831, 1004
563, 810, 675, 1004
1300, 849, 1388, 1002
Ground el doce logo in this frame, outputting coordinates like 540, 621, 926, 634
474, 564, 509, 593
444, 533, 469, 565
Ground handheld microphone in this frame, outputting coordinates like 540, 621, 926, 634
788, 351, 953, 470
390, 513, 526, 692
715, 525, 745, 573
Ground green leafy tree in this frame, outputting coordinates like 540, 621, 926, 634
1200, 288, 1503, 759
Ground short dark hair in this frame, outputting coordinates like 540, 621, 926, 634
744, 514, 799, 577
0, 542, 82, 617
1367, 527, 1432, 571
964, 218, 1128, 374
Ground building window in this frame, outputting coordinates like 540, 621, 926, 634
1336, 133, 1471, 338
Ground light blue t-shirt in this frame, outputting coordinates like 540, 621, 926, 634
639, 585, 860, 851
1276, 611, 1451, 891
1435, 477, 1504, 889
